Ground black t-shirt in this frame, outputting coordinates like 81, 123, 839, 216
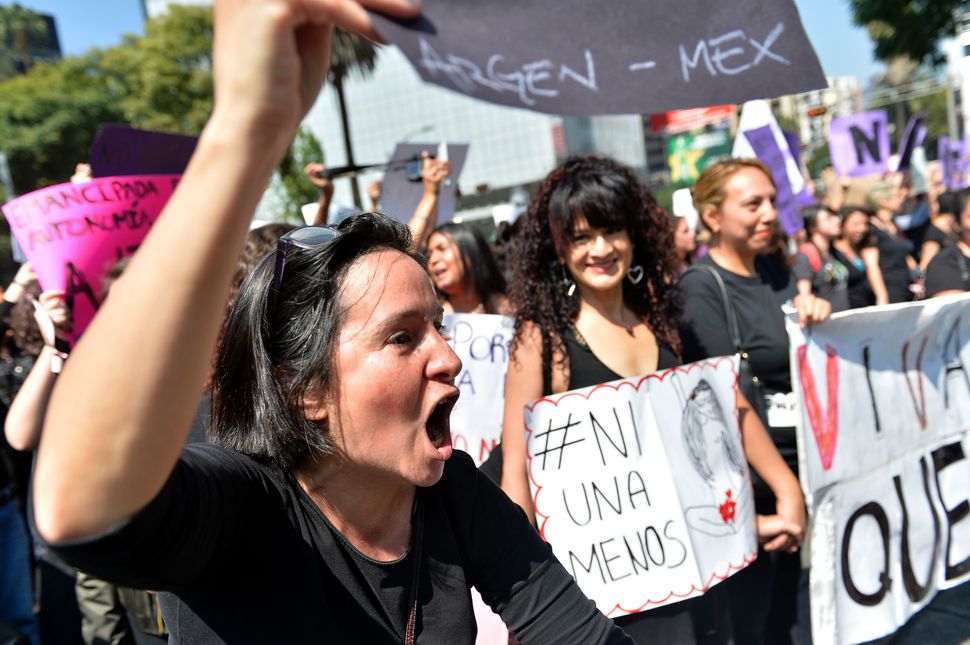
677, 255, 798, 485
830, 247, 872, 309
562, 327, 679, 392
791, 244, 850, 313
677, 254, 796, 396
871, 225, 913, 303
925, 244, 970, 297
924, 224, 957, 250
48, 445, 630, 644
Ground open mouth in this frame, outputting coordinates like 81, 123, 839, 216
426, 393, 459, 449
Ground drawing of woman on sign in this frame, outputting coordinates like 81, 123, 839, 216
681, 379, 753, 536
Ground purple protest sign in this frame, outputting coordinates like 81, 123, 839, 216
895, 113, 927, 172
743, 125, 802, 235
939, 137, 966, 190
783, 129, 814, 205
828, 111, 889, 177
90, 125, 197, 178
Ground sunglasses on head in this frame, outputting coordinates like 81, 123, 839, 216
268, 225, 340, 313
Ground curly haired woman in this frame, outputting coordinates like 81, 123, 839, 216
498, 155, 804, 644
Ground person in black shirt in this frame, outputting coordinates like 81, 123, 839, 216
867, 183, 917, 303
919, 190, 962, 272
499, 156, 803, 644
792, 205, 850, 313
30, 3, 631, 644
926, 195, 970, 297
679, 159, 830, 645
831, 207, 879, 309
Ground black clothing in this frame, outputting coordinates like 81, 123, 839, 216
830, 248, 872, 309
562, 327, 679, 390
923, 224, 957, 251
925, 244, 970, 297
48, 445, 630, 645
791, 244, 850, 313
871, 225, 913, 303
678, 255, 796, 398
677, 254, 798, 489
677, 254, 801, 645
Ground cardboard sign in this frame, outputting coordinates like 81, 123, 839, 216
379, 143, 468, 225
828, 111, 890, 178
370, 0, 825, 116
786, 296, 970, 644
526, 357, 757, 617
1, 175, 180, 342
89, 125, 197, 178
445, 313, 513, 466
895, 113, 927, 173
939, 137, 966, 191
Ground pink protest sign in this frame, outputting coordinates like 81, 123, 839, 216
1, 174, 180, 342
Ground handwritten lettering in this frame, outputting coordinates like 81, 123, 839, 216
680, 22, 789, 82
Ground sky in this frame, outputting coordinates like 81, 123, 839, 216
7, 0, 886, 86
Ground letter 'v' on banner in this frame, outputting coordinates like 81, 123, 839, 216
369, 0, 825, 115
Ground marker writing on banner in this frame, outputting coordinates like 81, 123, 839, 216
941, 318, 970, 409
840, 444, 970, 607
24, 206, 154, 252
418, 21, 793, 108
534, 402, 642, 470
5, 177, 164, 226
567, 519, 689, 586
680, 22, 789, 82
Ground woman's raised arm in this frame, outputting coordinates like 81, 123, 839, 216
33, 0, 420, 542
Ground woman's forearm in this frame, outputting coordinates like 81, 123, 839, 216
862, 247, 889, 305
4, 347, 57, 452
34, 123, 281, 541
737, 392, 800, 499
408, 192, 438, 251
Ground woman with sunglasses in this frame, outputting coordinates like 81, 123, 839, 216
499, 156, 804, 643
30, 2, 631, 643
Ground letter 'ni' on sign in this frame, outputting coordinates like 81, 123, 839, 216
369, 0, 826, 116
828, 111, 890, 177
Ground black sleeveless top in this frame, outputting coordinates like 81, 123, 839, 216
560, 327, 679, 393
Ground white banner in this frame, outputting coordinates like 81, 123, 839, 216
786, 294, 970, 645
445, 313, 513, 467
526, 357, 757, 617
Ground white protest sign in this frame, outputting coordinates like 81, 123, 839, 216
525, 357, 757, 617
786, 295, 970, 645
445, 313, 513, 466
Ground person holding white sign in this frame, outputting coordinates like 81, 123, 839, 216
680, 158, 823, 645
28, 2, 634, 643
500, 156, 804, 644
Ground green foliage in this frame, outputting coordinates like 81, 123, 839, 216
806, 142, 832, 179
0, 52, 124, 191
99, 5, 213, 135
274, 128, 325, 223
0, 3, 48, 79
849, 0, 963, 67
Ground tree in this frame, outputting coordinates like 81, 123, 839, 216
98, 4, 213, 135
275, 127, 325, 222
0, 3, 48, 78
328, 29, 379, 208
849, 0, 964, 67
0, 52, 124, 192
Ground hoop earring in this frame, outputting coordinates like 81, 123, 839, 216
627, 265, 644, 285
560, 266, 576, 297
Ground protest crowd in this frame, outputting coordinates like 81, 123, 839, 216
0, 1, 969, 644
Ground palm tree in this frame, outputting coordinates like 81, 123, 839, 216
328, 28, 378, 209
0, 3, 48, 77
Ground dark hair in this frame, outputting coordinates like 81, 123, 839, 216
937, 191, 960, 218
801, 204, 837, 237
430, 222, 506, 313
211, 213, 420, 469
508, 155, 681, 368
5, 282, 43, 357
